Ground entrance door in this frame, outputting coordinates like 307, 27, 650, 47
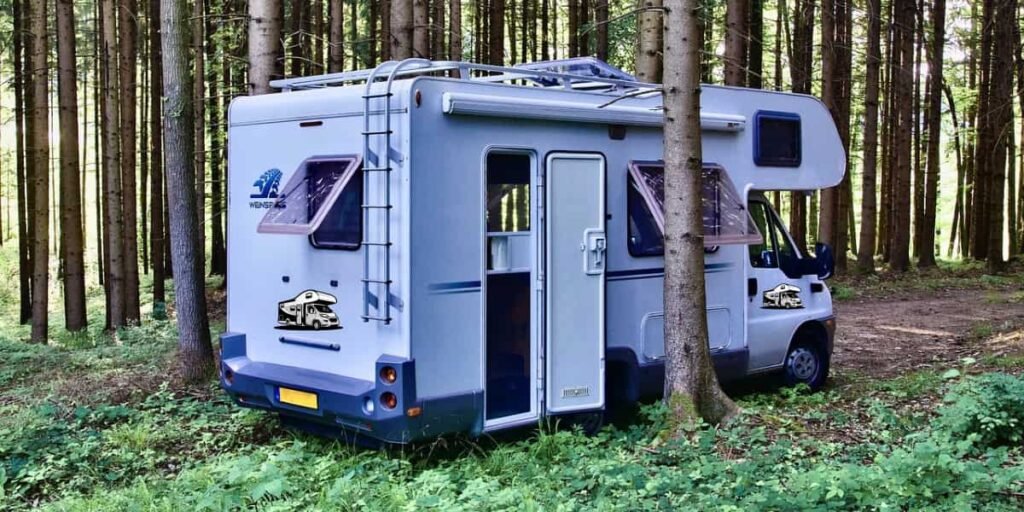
545, 153, 606, 414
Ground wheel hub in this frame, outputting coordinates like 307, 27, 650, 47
789, 348, 818, 381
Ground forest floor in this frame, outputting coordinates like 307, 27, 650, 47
2, 249, 1024, 510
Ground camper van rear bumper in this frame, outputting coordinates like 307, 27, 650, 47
218, 332, 483, 444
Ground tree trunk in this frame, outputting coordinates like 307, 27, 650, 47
918, 0, 944, 267
102, 0, 127, 328
248, 0, 283, 95
662, 0, 739, 426
392, 0, 414, 59
381, 0, 392, 62
943, 83, 964, 257
972, 0, 993, 260
151, 0, 166, 305
912, 0, 925, 260
26, 0, 49, 342
596, 1, 608, 60
817, 0, 838, 250
890, 0, 914, 271
450, 0, 463, 61
568, 0, 578, 57
747, 0, 763, 88
787, 0, 813, 248
13, 0, 32, 326
636, 0, 663, 83
162, 0, 214, 384
857, 0, 882, 273
57, 0, 87, 331
433, 0, 446, 59
987, 0, 1014, 272
414, 0, 429, 57
193, 0, 207, 277
121, 0, 142, 324
490, 0, 505, 64
541, 0, 549, 61
724, 0, 747, 86
208, 0, 226, 276
328, 0, 344, 72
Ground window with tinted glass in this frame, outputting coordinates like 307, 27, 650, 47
754, 111, 801, 167
748, 200, 798, 268
309, 161, 363, 249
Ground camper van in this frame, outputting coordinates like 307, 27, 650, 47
220, 58, 844, 444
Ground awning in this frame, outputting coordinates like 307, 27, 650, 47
628, 161, 762, 246
257, 156, 361, 235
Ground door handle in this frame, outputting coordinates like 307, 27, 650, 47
747, 278, 758, 297
583, 229, 606, 275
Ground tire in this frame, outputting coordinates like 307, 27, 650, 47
313, 320, 322, 330
783, 340, 829, 391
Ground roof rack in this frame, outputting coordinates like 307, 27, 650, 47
268, 58, 657, 95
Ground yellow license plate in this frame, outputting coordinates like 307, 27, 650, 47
278, 387, 319, 409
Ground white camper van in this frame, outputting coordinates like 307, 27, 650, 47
220, 58, 843, 444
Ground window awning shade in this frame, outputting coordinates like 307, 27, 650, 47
257, 156, 361, 235
628, 162, 762, 246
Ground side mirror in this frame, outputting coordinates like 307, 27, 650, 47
815, 242, 835, 280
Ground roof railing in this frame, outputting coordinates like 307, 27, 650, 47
267, 59, 658, 95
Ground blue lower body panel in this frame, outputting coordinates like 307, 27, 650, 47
220, 332, 484, 444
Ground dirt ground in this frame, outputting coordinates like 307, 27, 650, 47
834, 289, 1024, 379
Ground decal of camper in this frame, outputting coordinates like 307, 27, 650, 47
763, 283, 804, 309
277, 290, 341, 330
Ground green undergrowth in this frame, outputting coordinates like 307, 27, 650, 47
831, 257, 1024, 301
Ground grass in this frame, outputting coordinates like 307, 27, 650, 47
2, 243, 1024, 509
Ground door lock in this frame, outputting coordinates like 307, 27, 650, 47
583, 229, 606, 275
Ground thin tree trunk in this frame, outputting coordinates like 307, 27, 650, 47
450, 0, 463, 61
13, 0, 32, 325
162, 0, 214, 383
636, 0, 663, 83
817, 0, 837, 250
193, 0, 207, 277
918, 0, 944, 267
596, 1, 608, 60
541, 0, 549, 61
490, 0, 505, 64
662, 0, 739, 426
102, 0, 127, 328
972, 0, 993, 260
57, 0, 87, 331
381, 0, 392, 62
568, 0, 578, 57
943, 83, 964, 257
248, 0, 283, 95
857, 0, 882, 273
433, 0, 446, 59
747, 0, 763, 88
890, 0, 914, 271
724, 0, 747, 86
987, 0, 1014, 272
151, 0, 166, 305
328, 0, 344, 72
121, 0, 142, 324
26, 0, 49, 342
208, 0, 226, 276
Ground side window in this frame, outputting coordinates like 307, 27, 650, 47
754, 111, 801, 167
310, 160, 363, 249
748, 202, 779, 268
486, 153, 531, 233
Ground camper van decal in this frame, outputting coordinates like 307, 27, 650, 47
762, 283, 804, 309
277, 290, 342, 330
250, 169, 283, 209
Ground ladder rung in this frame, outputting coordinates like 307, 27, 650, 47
362, 130, 393, 136
361, 205, 392, 210
362, 167, 392, 172
362, 278, 393, 284
362, 241, 393, 247
363, 93, 393, 99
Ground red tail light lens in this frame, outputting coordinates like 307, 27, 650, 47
379, 366, 398, 384
380, 392, 398, 410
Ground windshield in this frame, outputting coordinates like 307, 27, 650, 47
313, 304, 333, 313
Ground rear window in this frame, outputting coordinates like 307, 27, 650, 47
257, 156, 361, 240
627, 162, 762, 257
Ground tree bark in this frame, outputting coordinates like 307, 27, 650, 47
121, 0, 142, 324
13, 0, 32, 326
724, 0, 747, 86
102, 0, 127, 327
918, 0, 944, 267
162, 0, 215, 384
208, 0, 226, 276
248, 0, 283, 95
987, 0, 1014, 272
26, 0, 49, 342
328, 0, 344, 72
857, 0, 882, 273
662, 0, 739, 426
193, 0, 207, 277
490, 0, 505, 64
413, 0, 429, 57
636, 0, 664, 83
596, 0, 609, 60
392, 0, 414, 59
890, 0, 914, 271
450, 0, 463, 61
151, 0, 166, 305
747, 0, 763, 88
57, 0, 87, 331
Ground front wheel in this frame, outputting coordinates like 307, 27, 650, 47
783, 341, 829, 391
312, 320, 322, 330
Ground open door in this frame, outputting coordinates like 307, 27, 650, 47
545, 153, 606, 414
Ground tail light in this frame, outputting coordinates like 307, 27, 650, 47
380, 392, 398, 410
379, 366, 397, 384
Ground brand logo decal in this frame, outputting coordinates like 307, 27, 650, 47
276, 289, 342, 331
762, 283, 804, 309
250, 169, 283, 209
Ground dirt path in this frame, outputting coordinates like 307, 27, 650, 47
833, 289, 1024, 379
